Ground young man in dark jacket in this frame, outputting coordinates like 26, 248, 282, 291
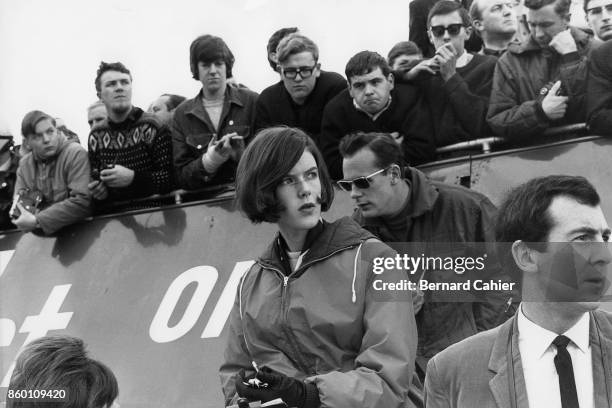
487, 0, 597, 139
587, 39, 612, 134
338, 131, 516, 380
320, 51, 435, 180
255, 33, 346, 146
172, 35, 258, 190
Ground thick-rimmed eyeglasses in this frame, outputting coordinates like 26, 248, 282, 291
336, 167, 388, 192
587, 3, 612, 15
281, 64, 317, 79
429, 24, 465, 38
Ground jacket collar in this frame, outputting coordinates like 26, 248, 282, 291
487, 310, 612, 408
511, 26, 592, 55
258, 217, 374, 274
186, 86, 245, 124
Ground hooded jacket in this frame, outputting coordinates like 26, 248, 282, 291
353, 167, 511, 375
220, 217, 419, 408
15, 134, 91, 234
487, 27, 597, 139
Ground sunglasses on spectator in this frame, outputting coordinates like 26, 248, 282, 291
281, 64, 317, 79
336, 167, 389, 191
587, 3, 612, 15
430, 24, 465, 37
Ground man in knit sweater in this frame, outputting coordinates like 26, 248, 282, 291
398, 1, 498, 147
88, 61, 174, 209
255, 33, 346, 146
587, 40, 612, 134
320, 51, 435, 180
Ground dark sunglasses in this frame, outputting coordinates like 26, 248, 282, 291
281, 64, 317, 79
336, 167, 388, 192
430, 24, 464, 38
587, 3, 612, 15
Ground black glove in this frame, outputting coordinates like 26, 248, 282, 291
235, 367, 320, 408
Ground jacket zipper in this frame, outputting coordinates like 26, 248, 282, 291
257, 242, 361, 374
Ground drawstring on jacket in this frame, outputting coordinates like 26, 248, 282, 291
351, 242, 364, 303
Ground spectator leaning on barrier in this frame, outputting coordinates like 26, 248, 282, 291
320, 51, 435, 180
13, 110, 91, 235
469, 0, 519, 56
172, 35, 258, 190
585, 0, 612, 40
339, 132, 514, 380
7, 335, 119, 408
148, 94, 186, 127
398, 1, 498, 147
425, 175, 612, 408
255, 33, 346, 146
487, 0, 597, 139
265, 27, 299, 73
587, 39, 612, 134
87, 100, 108, 130
88, 61, 174, 209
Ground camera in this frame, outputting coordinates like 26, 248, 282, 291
11, 189, 43, 219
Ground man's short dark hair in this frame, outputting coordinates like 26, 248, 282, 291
267, 27, 299, 70
7, 335, 119, 408
345, 51, 391, 85
236, 127, 334, 223
524, 0, 571, 15
495, 175, 600, 270
276, 33, 319, 66
21, 110, 55, 138
339, 132, 406, 172
95, 61, 131, 94
387, 41, 422, 67
161, 94, 186, 111
189, 35, 235, 81
427, 0, 471, 27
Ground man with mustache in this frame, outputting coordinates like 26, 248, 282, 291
320, 51, 435, 180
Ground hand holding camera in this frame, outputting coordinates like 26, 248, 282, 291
541, 80, 568, 120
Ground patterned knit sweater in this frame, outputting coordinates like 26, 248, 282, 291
88, 107, 174, 203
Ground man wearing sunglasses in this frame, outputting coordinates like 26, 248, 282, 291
487, 0, 597, 139
255, 34, 345, 146
338, 131, 510, 381
405, 0, 498, 147
585, 0, 612, 40
320, 51, 435, 180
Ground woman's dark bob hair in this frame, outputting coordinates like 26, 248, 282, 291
236, 126, 334, 223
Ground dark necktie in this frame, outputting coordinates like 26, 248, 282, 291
552, 335, 580, 408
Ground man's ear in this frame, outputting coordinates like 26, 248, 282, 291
428, 28, 434, 45
472, 20, 484, 32
389, 164, 402, 182
388, 72, 395, 89
465, 25, 474, 38
511, 240, 539, 275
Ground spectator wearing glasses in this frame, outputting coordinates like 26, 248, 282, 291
255, 34, 346, 146
398, 1, 498, 147
172, 35, 258, 190
487, 0, 597, 139
338, 131, 510, 381
469, 0, 519, 56
320, 51, 435, 180
587, 40, 612, 134
585, 0, 612, 40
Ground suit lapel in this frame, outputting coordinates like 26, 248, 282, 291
488, 316, 530, 408
590, 311, 612, 407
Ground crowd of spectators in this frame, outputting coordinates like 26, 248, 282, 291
4, 0, 612, 236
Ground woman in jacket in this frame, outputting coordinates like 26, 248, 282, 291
219, 126, 418, 408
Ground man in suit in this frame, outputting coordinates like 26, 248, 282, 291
425, 175, 612, 408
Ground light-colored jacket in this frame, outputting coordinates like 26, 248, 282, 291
425, 310, 612, 408
219, 217, 419, 408
15, 135, 91, 234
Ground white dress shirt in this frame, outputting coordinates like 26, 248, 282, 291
518, 305, 593, 408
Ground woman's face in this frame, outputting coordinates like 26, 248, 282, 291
275, 150, 322, 238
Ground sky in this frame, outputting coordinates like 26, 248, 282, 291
0, 0, 588, 146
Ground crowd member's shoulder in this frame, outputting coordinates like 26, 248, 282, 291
228, 83, 259, 104
470, 53, 498, 69
139, 110, 167, 130
324, 88, 352, 111
318, 70, 347, 88
258, 80, 284, 100
591, 39, 612, 61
